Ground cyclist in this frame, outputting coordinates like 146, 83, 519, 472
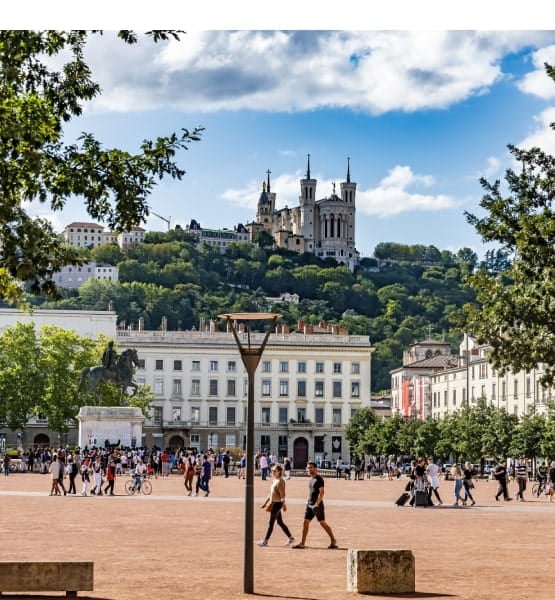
537, 461, 548, 494
133, 458, 147, 492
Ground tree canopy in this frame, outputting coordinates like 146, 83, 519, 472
0, 30, 202, 303
463, 63, 555, 386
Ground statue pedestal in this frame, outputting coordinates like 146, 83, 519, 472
77, 406, 145, 449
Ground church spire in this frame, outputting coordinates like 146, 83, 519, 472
266, 169, 271, 193
346, 157, 351, 183
306, 153, 311, 179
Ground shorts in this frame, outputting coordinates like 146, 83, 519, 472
304, 503, 325, 522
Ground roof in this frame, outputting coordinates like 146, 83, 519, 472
65, 222, 104, 229
405, 355, 459, 369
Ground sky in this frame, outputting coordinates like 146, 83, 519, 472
8, 3, 555, 260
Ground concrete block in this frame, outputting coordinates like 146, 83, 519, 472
347, 549, 415, 594
0, 561, 93, 596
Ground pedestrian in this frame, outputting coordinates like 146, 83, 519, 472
493, 459, 512, 502
335, 457, 342, 479
426, 457, 443, 506
184, 454, 195, 496
222, 450, 231, 478
450, 464, 465, 506
292, 462, 337, 549
67, 457, 78, 495
257, 464, 295, 547
462, 461, 476, 506
80, 457, 91, 496
90, 456, 104, 496
283, 457, 292, 480
237, 453, 246, 479
199, 453, 212, 496
104, 459, 116, 495
2, 454, 11, 476
515, 457, 528, 501
48, 455, 63, 496
259, 452, 269, 480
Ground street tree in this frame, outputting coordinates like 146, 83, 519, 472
463, 63, 555, 386
345, 407, 377, 454
0, 30, 202, 303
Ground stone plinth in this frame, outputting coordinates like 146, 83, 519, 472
347, 549, 415, 594
0, 561, 93, 595
77, 406, 144, 449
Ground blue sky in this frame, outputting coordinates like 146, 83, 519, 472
11, 5, 555, 260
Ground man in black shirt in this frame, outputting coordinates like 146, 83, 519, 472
514, 457, 528, 501
292, 462, 337, 549
493, 459, 512, 501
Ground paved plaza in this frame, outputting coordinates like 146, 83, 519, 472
0, 471, 553, 599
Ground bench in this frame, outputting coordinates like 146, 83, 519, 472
347, 549, 415, 594
0, 561, 93, 597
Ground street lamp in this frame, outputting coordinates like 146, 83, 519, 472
219, 312, 281, 594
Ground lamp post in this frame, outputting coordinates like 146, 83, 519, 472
219, 312, 281, 594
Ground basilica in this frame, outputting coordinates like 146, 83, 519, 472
247, 155, 359, 270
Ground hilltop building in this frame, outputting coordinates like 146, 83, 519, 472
185, 219, 249, 254
62, 222, 146, 250
247, 156, 359, 270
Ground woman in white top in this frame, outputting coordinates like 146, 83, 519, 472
257, 464, 295, 547
426, 457, 443, 506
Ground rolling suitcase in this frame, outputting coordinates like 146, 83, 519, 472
395, 491, 410, 506
414, 489, 429, 507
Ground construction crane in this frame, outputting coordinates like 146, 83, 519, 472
150, 211, 171, 231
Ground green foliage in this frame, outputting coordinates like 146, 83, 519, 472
344, 407, 376, 453
0, 30, 202, 303
463, 64, 555, 386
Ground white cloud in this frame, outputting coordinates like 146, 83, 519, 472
222, 165, 455, 218
517, 44, 555, 99
82, 31, 553, 115
518, 106, 555, 155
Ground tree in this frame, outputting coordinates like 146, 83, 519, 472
0, 30, 202, 302
463, 63, 555, 385
345, 407, 376, 454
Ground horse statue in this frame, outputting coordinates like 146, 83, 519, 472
77, 348, 141, 406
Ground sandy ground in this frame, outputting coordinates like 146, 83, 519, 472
0, 470, 553, 599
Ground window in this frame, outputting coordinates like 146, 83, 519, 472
351, 381, 360, 397
191, 379, 200, 396
210, 360, 218, 372
332, 408, 342, 426
350, 407, 358, 418
262, 379, 271, 397
315, 362, 324, 373
226, 379, 236, 397
526, 376, 531, 397
279, 361, 289, 373
155, 359, 164, 370
333, 362, 342, 374
173, 379, 182, 395
297, 380, 306, 397
278, 435, 288, 457
226, 407, 236, 426
208, 406, 218, 425
333, 381, 342, 398
491, 383, 496, 401
173, 360, 182, 371
190, 434, 200, 447
279, 407, 288, 424
191, 407, 200, 424
279, 380, 289, 397
154, 378, 164, 395
501, 380, 506, 401
209, 379, 218, 396
297, 361, 306, 373
192, 360, 200, 371
452, 389, 457, 406
297, 407, 306, 422
513, 379, 518, 398
227, 360, 236, 372
260, 435, 271, 451
137, 359, 145, 369
172, 406, 181, 421
262, 360, 271, 373
315, 407, 324, 425
315, 381, 324, 397
153, 406, 162, 425
261, 406, 271, 424
351, 362, 360, 374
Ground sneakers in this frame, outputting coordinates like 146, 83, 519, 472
283, 537, 295, 547
257, 540, 268, 547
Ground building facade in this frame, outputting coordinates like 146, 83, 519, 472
391, 334, 554, 420
247, 156, 359, 270
53, 261, 119, 289
185, 219, 250, 253
62, 222, 146, 250
118, 324, 372, 467
0, 310, 372, 465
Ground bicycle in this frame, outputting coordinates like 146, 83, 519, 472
125, 476, 152, 495
532, 479, 547, 497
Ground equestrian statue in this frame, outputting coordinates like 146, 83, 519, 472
77, 344, 141, 406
